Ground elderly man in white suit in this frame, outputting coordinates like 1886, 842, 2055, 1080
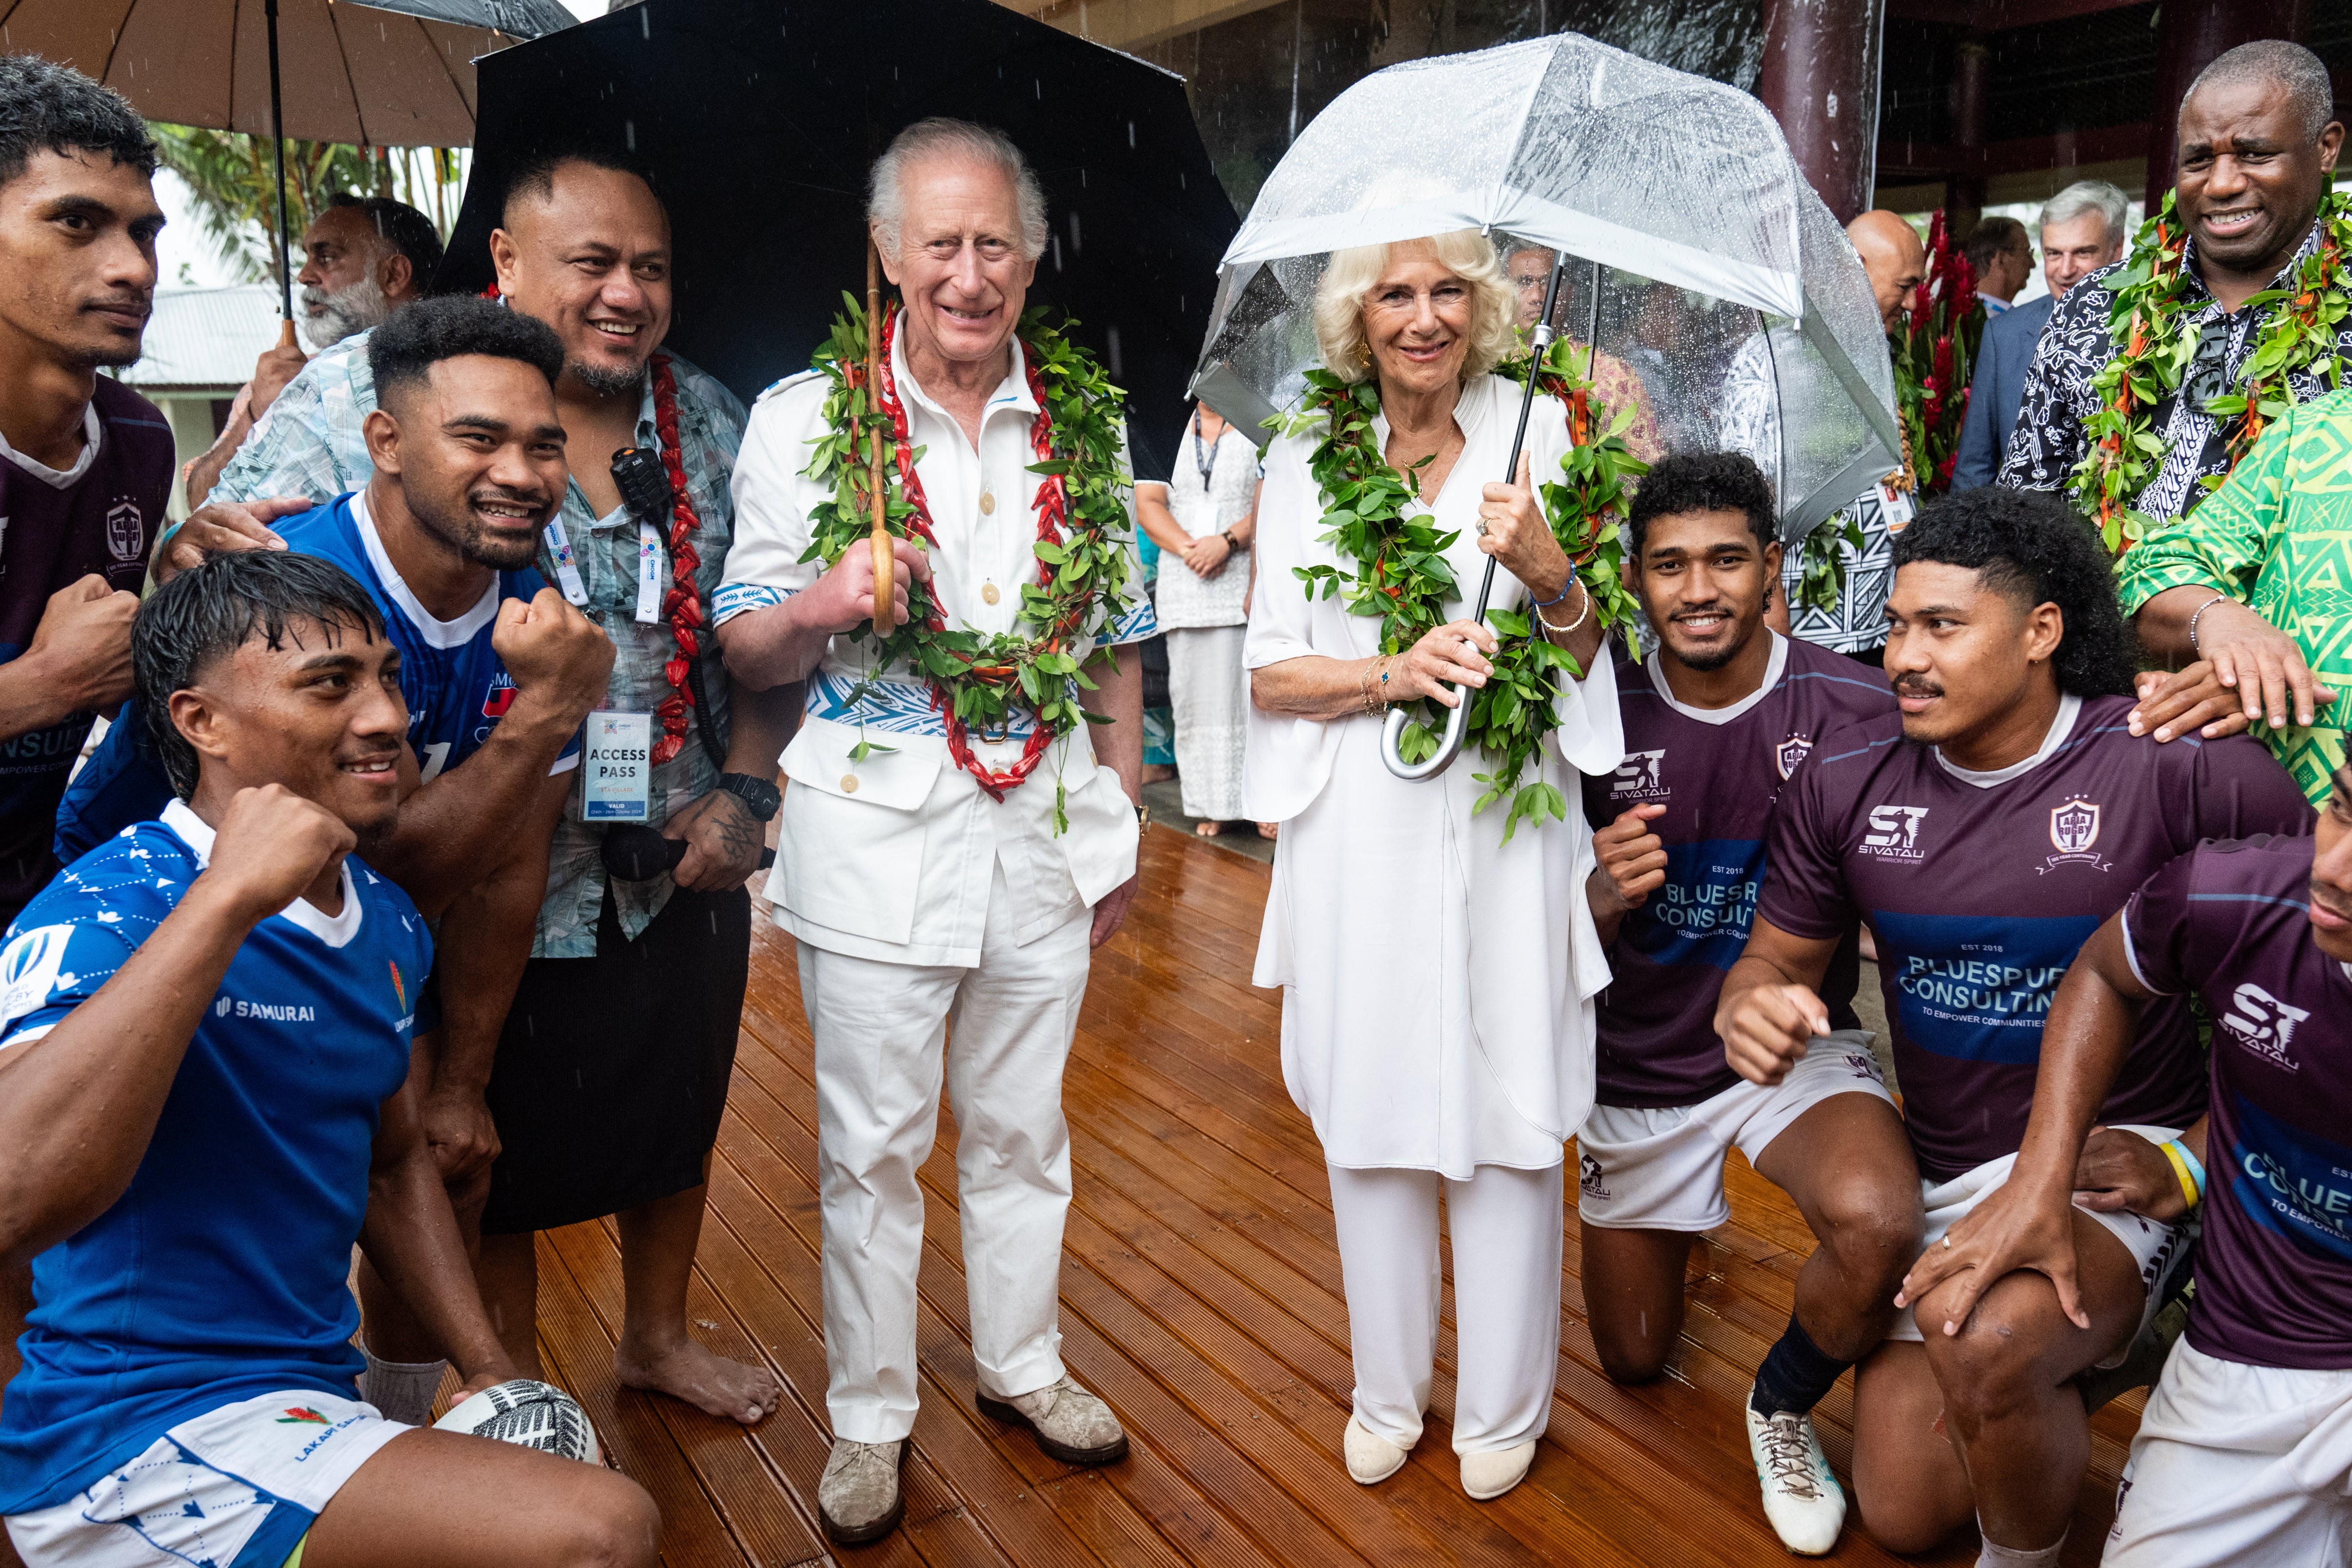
714, 118, 1152, 1547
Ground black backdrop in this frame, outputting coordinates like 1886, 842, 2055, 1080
435, 0, 1239, 482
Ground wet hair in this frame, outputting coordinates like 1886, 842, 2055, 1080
0, 56, 156, 191
1891, 487, 2140, 699
501, 145, 661, 222
2186, 40, 2336, 141
1964, 216, 2029, 278
1625, 451, 1777, 559
135, 552, 387, 799
367, 294, 564, 407
324, 192, 446, 286
868, 117, 1048, 263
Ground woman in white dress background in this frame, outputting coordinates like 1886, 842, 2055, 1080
1242, 228, 1622, 1504
1136, 404, 1267, 836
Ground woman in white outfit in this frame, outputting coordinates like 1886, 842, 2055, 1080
1135, 404, 1265, 835
1242, 229, 1622, 1503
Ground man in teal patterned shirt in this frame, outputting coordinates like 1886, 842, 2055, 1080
209, 148, 793, 1428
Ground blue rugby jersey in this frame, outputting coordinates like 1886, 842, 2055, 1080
0, 799, 431, 1511
1582, 633, 1897, 1107
56, 490, 579, 861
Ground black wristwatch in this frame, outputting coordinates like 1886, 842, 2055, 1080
715, 772, 782, 822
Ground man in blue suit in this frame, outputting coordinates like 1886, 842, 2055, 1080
1951, 180, 2129, 490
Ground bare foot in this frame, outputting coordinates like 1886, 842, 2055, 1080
1257, 822, 1278, 841
614, 1336, 780, 1425
1194, 820, 1224, 836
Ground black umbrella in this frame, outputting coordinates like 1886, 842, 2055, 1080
431, 0, 1237, 482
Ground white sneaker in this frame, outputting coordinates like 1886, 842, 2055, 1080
1343, 1414, 1407, 1484
1744, 1389, 1845, 1555
1459, 1440, 1535, 1501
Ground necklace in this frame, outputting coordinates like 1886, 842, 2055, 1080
1280, 340, 1644, 841
2072, 188, 2352, 555
802, 301, 1138, 827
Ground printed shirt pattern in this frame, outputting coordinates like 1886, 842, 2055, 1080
2123, 834, 2352, 1369
1758, 694, 2311, 1179
212, 330, 748, 957
0, 803, 429, 1511
1998, 219, 2352, 521
2116, 388, 2352, 807
1582, 635, 1897, 1107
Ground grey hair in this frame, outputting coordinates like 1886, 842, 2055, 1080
867, 118, 1048, 261
2038, 179, 2129, 245
2185, 40, 2337, 141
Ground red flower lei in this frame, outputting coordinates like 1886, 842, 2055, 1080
480, 283, 707, 764
866, 304, 1071, 799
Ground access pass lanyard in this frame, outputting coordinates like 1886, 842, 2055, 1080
542, 515, 589, 606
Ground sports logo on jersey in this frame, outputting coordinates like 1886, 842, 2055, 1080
275, 1406, 332, 1425
1774, 733, 1813, 780
1612, 749, 1666, 799
482, 672, 517, 719
0, 924, 76, 1033
2219, 982, 2308, 1072
1860, 804, 1929, 860
2038, 798, 2112, 875
105, 500, 143, 564
389, 960, 406, 1014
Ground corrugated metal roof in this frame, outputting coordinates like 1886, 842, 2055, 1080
117, 286, 283, 392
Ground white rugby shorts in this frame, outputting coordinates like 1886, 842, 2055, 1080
2105, 1339, 2352, 1566
1577, 1028, 1895, 1233
5, 1388, 406, 1568
1888, 1123, 2188, 1370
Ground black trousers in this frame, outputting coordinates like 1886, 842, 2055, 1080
480, 883, 750, 1235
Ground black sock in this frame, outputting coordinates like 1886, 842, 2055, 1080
1749, 1313, 1853, 1419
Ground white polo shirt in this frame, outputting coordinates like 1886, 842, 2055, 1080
720, 328, 1155, 968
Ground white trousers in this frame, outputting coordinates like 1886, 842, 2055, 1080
2105, 1339, 2352, 1567
1326, 1161, 1564, 1455
1168, 624, 1247, 821
798, 865, 1094, 1444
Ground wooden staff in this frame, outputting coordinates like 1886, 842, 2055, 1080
866, 237, 894, 636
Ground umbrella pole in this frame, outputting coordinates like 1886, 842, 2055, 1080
866, 237, 894, 637
264, 0, 297, 353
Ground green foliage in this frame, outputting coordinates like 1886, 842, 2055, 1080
148, 124, 460, 284
1279, 339, 1648, 842
799, 300, 1138, 792
2070, 189, 2352, 556
1794, 511, 1866, 616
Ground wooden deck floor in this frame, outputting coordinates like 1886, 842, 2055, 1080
529, 826, 2142, 1566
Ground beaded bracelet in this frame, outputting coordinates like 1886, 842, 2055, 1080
1535, 578, 1591, 637
2186, 592, 2230, 658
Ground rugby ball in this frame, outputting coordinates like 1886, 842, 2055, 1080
433, 1379, 602, 1465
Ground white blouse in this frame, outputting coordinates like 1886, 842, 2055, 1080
1153, 416, 1258, 630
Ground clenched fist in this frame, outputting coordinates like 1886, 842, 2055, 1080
202, 784, 358, 921
26, 576, 139, 716
491, 589, 614, 729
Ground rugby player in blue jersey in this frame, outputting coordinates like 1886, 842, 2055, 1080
0, 551, 655, 1568
58, 296, 617, 1425
1717, 488, 2311, 1565
1578, 452, 1909, 1554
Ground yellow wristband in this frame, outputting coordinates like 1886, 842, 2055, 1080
2159, 1139, 2202, 1209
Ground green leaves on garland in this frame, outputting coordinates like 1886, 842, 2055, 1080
2071, 189, 2352, 556
1277, 340, 1648, 842
798, 298, 1138, 793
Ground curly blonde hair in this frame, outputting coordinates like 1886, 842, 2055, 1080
1312, 229, 1519, 387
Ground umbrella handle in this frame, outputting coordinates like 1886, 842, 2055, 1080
1379, 692, 1470, 780
276, 320, 299, 351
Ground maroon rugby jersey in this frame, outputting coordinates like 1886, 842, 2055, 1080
2124, 835, 2352, 1369
0, 377, 173, 916
1759, 692, 2311, 1180
1582, 633, 1898, 1107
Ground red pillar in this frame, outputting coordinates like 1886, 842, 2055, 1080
2146, 0, 2312, 210
1756, 0, 1888, 224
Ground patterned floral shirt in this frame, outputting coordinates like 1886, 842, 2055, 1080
211, 331, 749, 957
2116, 387, 2352, 806
1998, 218, 2352, 520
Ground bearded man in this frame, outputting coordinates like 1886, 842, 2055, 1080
198, 147, 792, 1430
717, 117, 1153, 1546
184, 193, 442, 507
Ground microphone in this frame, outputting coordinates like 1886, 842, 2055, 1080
599, 823, 776, 882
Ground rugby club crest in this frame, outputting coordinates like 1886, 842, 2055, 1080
2039, 798, 2109, 874
1774, 733, 1813, 781
105, 500, 143, 564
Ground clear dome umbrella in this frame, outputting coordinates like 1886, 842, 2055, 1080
1194, 32, 1902, 550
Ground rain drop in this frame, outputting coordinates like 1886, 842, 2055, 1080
1127, 121, 1135, 148
1068, 212, 1082, 253
625, 119, 636, 151
639, 6, 649, 38
1106, 326, 1122, 379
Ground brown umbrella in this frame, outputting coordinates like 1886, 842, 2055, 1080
0, 0, 573, 325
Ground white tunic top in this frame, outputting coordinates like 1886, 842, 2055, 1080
1153, 416, 1258, 630
719, 330, 1155, 968
1242, 373, 1623, 1176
